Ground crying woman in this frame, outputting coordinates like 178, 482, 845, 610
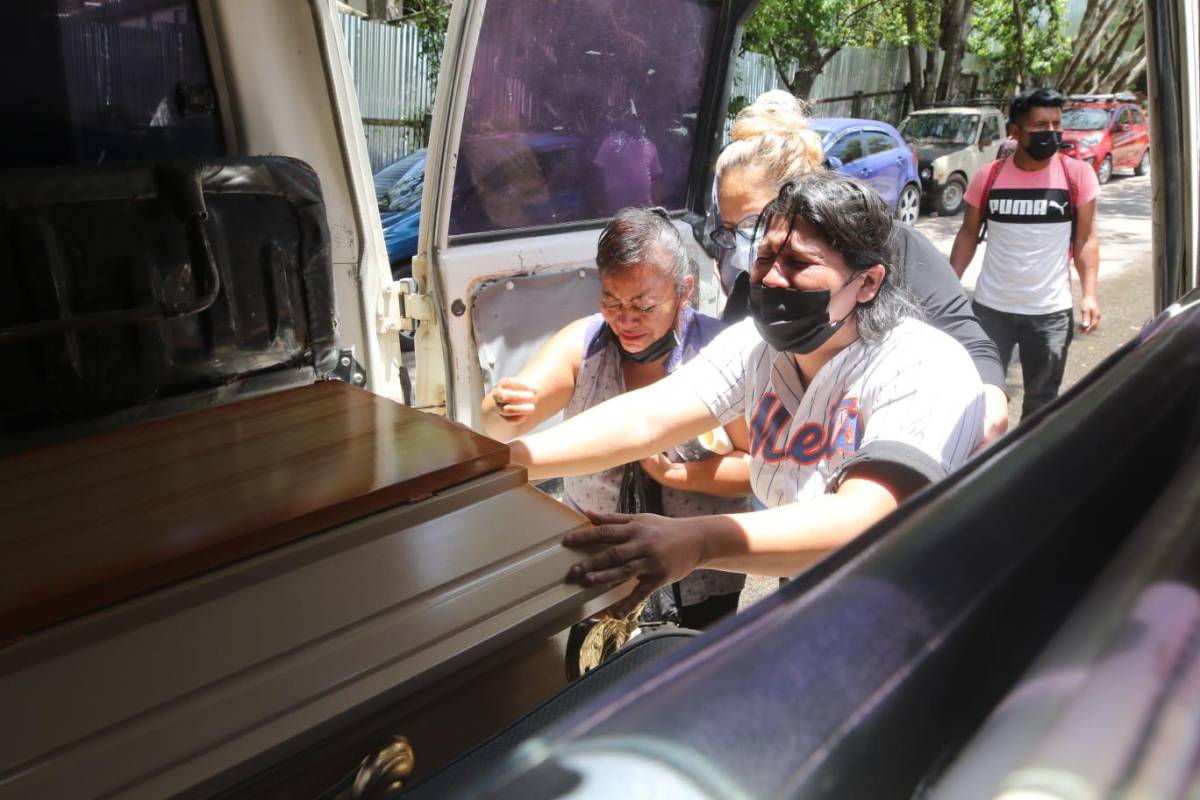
480, 207, 754, 630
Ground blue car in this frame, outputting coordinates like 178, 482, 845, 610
810, 118, 923, 225
373, 149, 426, 276
372, 134, 590, 275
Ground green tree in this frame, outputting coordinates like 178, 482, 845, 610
970, 0, 1070, 95
741, 0, 900, 99
394, 0, 452, 79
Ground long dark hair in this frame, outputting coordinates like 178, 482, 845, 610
756, 171, 921, 344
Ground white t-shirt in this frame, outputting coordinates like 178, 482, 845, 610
966, 155, 1099, 315
673, 318, 985, 508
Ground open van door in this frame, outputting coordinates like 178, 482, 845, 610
409, 0, 755, 423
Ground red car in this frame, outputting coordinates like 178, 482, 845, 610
1061, 102, 1151, 184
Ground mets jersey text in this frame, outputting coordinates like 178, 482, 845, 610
673, 318, 985, 508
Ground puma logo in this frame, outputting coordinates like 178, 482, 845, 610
988, 198, 1070, 217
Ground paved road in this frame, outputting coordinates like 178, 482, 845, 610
739, 170, 1155, 612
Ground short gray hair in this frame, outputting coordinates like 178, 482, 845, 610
760, 172, 922, 344
596, 208, 692, 298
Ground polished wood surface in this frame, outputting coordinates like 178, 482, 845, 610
0, 382, 510, 642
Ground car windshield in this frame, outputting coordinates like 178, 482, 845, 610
1063, 108, 1111, 131
810, 127, 833, 139
900, 114, 978, 145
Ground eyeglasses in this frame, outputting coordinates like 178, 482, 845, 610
708, 212, 762, 250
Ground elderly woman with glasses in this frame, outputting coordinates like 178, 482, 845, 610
509, 171, 986, 618
481, 207, 752, 630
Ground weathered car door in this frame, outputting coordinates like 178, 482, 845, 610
977, 113, 1003, 161
1112, 105, 1140, 167
410, 0, 753, 428
960, 113, 989, 177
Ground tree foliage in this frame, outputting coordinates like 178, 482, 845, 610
969, 0, 1071, 95
741, 0, 908, 98
394, 0, 452, 78
741, 0, 980, 110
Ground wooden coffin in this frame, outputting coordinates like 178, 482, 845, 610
0, 382, 617, 799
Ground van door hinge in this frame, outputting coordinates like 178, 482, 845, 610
378, 277, 433, 334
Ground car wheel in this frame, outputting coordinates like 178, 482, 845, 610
1134, 149, 1150, 176
1097, 155, 1113, 184
895, 183, 921, 225
936, 175, 967, 216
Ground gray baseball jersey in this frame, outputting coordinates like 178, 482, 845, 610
673, 317, 985, 508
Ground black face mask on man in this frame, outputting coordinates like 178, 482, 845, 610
1021, 130, 1063, 162
747, 274, 865, 355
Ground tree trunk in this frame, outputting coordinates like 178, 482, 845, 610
1104, 37, 1146, 91
921, 47, 939, 107
935, 0, 970, 100
790, 46, 842, 98
1071, 2, 1141, 93
768, 43, 798, 95
1012, 0, 1027, 90
1112, 54, 1146, 91
905, 0, 925, 105
1059, 0, 1126, 91
1057, 0, 1103, 86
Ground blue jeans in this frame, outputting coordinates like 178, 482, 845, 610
973, 301, 1074, 419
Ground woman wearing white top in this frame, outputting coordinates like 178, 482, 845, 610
510, 171, 986, 617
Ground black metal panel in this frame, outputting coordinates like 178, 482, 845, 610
1145, 0, 1194, 309
685, 0, 760, 219
0, 157, 337, 440
463, 290, 1200, 799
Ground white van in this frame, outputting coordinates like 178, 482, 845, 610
899, 106, 1007, 215
0, 1, 747, 797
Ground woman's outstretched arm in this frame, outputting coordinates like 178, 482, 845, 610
509, 370, 719, 481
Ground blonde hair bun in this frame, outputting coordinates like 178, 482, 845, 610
716, 90, 824, 189
730, 90, 809, 142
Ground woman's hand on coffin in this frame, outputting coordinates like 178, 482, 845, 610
490, 377, 538, 422
563, 511, 705, 618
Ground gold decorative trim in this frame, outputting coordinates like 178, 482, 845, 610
340, 735, 415, 800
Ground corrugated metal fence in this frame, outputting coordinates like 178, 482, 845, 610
729, 47, 992, 137
339, 15, 435, 171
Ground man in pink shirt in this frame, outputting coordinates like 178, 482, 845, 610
950, 87, 1101, 420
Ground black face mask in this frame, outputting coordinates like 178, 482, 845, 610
1022, 130, 1062, 162
612, 325, 679, 363
747, 277, 861, 355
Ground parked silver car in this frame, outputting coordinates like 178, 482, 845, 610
900, 106, 1006, 215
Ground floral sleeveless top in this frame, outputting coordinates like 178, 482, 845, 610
563, 306, 749, 605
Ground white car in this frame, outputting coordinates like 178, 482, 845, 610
899, 107, 1007, 216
